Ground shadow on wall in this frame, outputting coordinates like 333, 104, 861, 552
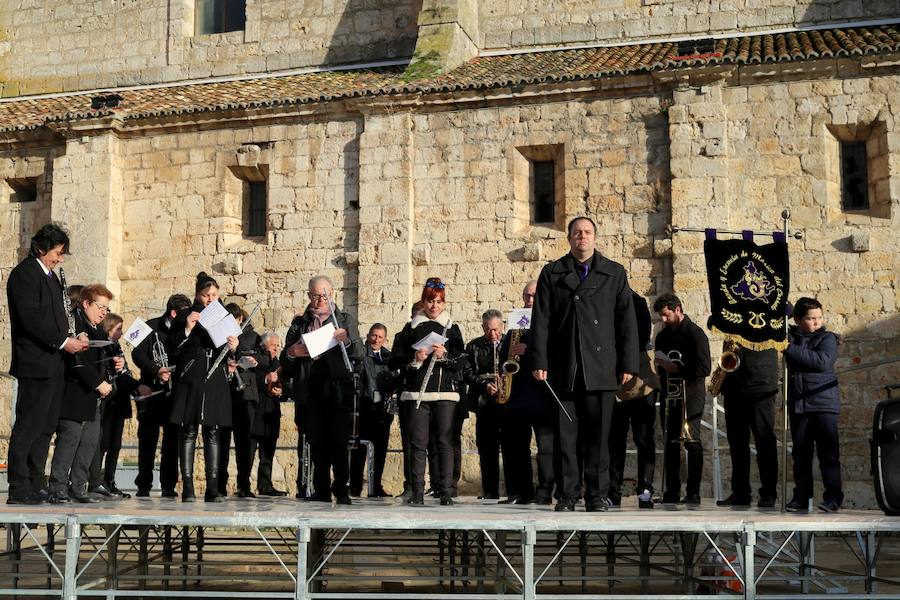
322, 0, 423, 67
798, 1, 899, 26
834, 312, 900, 509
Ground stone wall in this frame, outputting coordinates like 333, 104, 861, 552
0, 66, 898, 504
0, 0, 422, 96
479, 0, 900, 50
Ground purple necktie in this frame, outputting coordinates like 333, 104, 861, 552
579, 263, 589, 281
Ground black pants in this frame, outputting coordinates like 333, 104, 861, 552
661, 398, 703, 499
350, 403, 393, 495
135, 407, 179, 493
556, 389, 615, 503
501, 405, 555, 500
404, 400, 456, 497
427, 403, 465, 495
790, 411, 843, 505
89, 402, 126, 487
724, 391, 778, 500
250, 435, 278, 491
475, 401, 503, 497
608, 391, 657, 503
218, 399, 255, 493
299, 382, 352, 498
7, 376, 65, 499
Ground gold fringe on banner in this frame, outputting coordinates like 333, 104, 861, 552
710, 326, 789, 352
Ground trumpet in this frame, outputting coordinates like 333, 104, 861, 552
151, 332, 174, 396
708, 340, 741, 396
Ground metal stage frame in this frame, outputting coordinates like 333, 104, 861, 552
1, 497, 899, 600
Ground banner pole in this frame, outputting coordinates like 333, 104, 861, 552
781, 209, 791, 513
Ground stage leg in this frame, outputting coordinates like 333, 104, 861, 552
163, 526, 172, 592
799, 531, 812, 594
678, 532, 699, 594
46, 524, 57, 592
578, 532, 587, 593
495, 530, 508, 594
180, 526, 189, 590
744, 526, 756, 600
137, 526, 149, 594
63, 517, 81, 600
639, 532, 651, 594
523, 526, 536, 600
8, 523, 21, 594
476, 531, 486, 593
295, 526, 310, 600
105, 524, 120, 595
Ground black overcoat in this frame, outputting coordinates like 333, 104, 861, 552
168, 300, 232, 427
61, 309, 109, 423
530, 252, 639, 392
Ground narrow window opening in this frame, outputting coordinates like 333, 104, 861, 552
840, 141, 869, 211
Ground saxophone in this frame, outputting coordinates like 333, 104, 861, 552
708, 340, 741, 396
498, 329, 522, 404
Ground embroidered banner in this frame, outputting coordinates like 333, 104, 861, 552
704, 237, 790, 350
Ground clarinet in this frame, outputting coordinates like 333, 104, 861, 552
325, 292, 353, 373
416, 317, 452, 409
58, 267, 82, 366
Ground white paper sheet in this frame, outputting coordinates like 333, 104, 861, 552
198, 301, 230, 331
507, 308, 533, 330
205, 315, 241, 348
412, 331, 449, 354
123, 318, 153, 347
301, 323, 339, 359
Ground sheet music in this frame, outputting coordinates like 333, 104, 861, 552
412, 331, 449, 354
204, 315, 241, 348
198, 301, 230, 330
301, 323, 339, 359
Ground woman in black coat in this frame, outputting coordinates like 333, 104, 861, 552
389, 277, 466, 506
170, 272, 238, 502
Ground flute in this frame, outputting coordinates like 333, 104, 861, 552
416, 317, 452, 409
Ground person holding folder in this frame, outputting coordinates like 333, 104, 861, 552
389, 277, 466, 506
169, 272, 238, 502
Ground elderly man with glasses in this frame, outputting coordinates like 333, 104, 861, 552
281, 275, 363, 505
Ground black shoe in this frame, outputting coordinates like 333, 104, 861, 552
395, 488, 412, 501
680, 494, 701, 505
479, 493, 499, 500
758, 496, 776, 509
48, 489, 71, 504
785, 498, 808, 513
182, 481, 196, 503
136, 488, 151, 498
106, 482, 130, 499
258, 488, 287, 497
7, 492, 43, 505
205, 491, 225, 503
499, 495, 521, 505
161, 488, 178, 498
71, 491, 102, 504
555, 500, 575, 512
440, 493, 454, 506
306, 493, 332, 503
370, 487, 390, 498
405, 494, 424, 505
349, 487, 362, 497
717, 493, 751, 507
662, 493, 680, 504
236, 488, 257, 498
585, 498, 610, 512
817, 500, 841, 513
335, 494, 352, 505
638, 497, 655, 509
532, 493, 553, 505
89, 483, 117, 498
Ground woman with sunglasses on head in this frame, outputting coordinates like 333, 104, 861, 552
389, 278, 466, 505
169, 272, 239, 502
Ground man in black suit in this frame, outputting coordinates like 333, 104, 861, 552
131, 293, 191, 498
530, 216, 639, 512
6, 223, 88, 504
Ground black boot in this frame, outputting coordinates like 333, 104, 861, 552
204, 426, 224, 503
180, 427, 197, 503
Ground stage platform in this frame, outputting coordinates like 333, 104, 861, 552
2, 495, 899, 599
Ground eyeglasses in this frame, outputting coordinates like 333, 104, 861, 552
425, 279, 445, 290
308, 293, 330, 302
92, 301, 110, 312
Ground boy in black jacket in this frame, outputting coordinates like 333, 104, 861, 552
784, 297, 842, 513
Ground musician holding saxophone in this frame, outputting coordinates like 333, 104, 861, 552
131, 293, 191, 498
464, 309, 505, 500
653, 293, 711, 505
715, 344, 779, 509
389, 277, 466, 506
6, 224, 89, 505
281, 275, 362, 505
499, 280, 556, 505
